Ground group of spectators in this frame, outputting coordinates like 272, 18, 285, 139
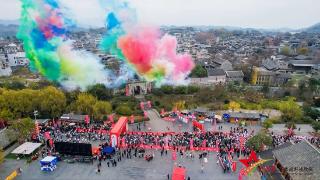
38, 123, 111, 144
121, 127, 252, 155
271, 133, 320, 148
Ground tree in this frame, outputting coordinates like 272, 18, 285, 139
39, 86, 66, 118
0, 89, 40, 118
10, 118, 34, 142
115, 104, 133, 116
309, 78, 320, 95
71, 93, 97, 115
280, 97, 303, 122
312, 121, 320, 132
93, 101, 112, 121
285, 122, 297, 129
87, 84, 113, 101
280, 46, 291, 56
298, 47, 308, 55
262, 120, 273, 130
250, 67, 258, 85
246, 132, 272, 152
3, 80, 26, 90
314, 98, 320, 107
174, 101, 186, 111
0, 109, 14, 122
160, 85, 174, 94
0, 147, 4, 164
190, 64, 207, 78
303, 106, 320, 120
228, 101, 240, 111
174, 86, 187, 94
187, 86, 199, 94
245, 89, 263, 103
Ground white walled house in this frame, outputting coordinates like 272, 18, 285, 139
7, 52, 29, 67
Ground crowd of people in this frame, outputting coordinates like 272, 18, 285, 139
271, 133, 320, 148
38, 122, 111, 144
121, 127, 252, 157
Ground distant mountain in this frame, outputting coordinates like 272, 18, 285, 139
0, 24, 18, 37
0, 19, 19, 25
304, 23, 320, 33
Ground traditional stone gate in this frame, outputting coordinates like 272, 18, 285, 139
125, 81, 152, 96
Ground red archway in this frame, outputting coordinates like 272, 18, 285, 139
110, 117, 128, 147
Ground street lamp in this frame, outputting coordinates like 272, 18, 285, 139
33, 110, 38, 121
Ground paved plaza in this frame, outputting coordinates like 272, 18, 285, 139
0, 109, 314, 180
1, 150, 241, 180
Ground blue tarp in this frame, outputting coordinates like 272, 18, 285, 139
103, 146, 115, 154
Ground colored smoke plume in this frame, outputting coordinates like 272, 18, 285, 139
17, 0, 120, 90
17, 0, 194, 90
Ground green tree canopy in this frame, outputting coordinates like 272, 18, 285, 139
115, 104, 133, 116
279, 97, 303, 122
246, 132, 272, 152
70, 93, 97, 115
87, 84, 113, 101
262, 119, 273, 130
190, 64, 207, 78
10, 117, 34, 142
312, 121, 320, 132
298, 47, 308, 55
0, 147, 4, 164
93, 101, 112, 121
39, 86, 66, 118
280, 46, 291, 56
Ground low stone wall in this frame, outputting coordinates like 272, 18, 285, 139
0, 128, 17, 149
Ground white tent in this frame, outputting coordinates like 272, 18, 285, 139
12, 142, 42, 155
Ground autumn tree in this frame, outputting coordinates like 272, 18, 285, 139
228, 101, 240, 111
116, 104, 133, 116
0, 109, 14, 122
280, 97, 303, 122
93, 101, 112, 121
298, 47, 308, 55
174, 101, 186, 111
39, 86, 66, 118
0, 147, 4, 164
250, 67, 258, 85
70, 93, 97, 115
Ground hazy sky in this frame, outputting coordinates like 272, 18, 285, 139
0, 0, 319, 29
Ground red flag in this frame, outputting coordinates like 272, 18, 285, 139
213, 118, 217, 131
232, 161, 237, 172
239, 136, 245, 149
202, 139, 207, 148
125, 85, 130, 96
85, 115, 90, 124
172, 151, 177, 161
44, 131, 51, 139
35, 120, 40, 135
49, 139, 53, 147
161, 108, 165, 115
109, 114, 114, 123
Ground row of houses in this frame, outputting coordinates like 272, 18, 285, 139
262, 55, 320, 75
190, 69, 244, 86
